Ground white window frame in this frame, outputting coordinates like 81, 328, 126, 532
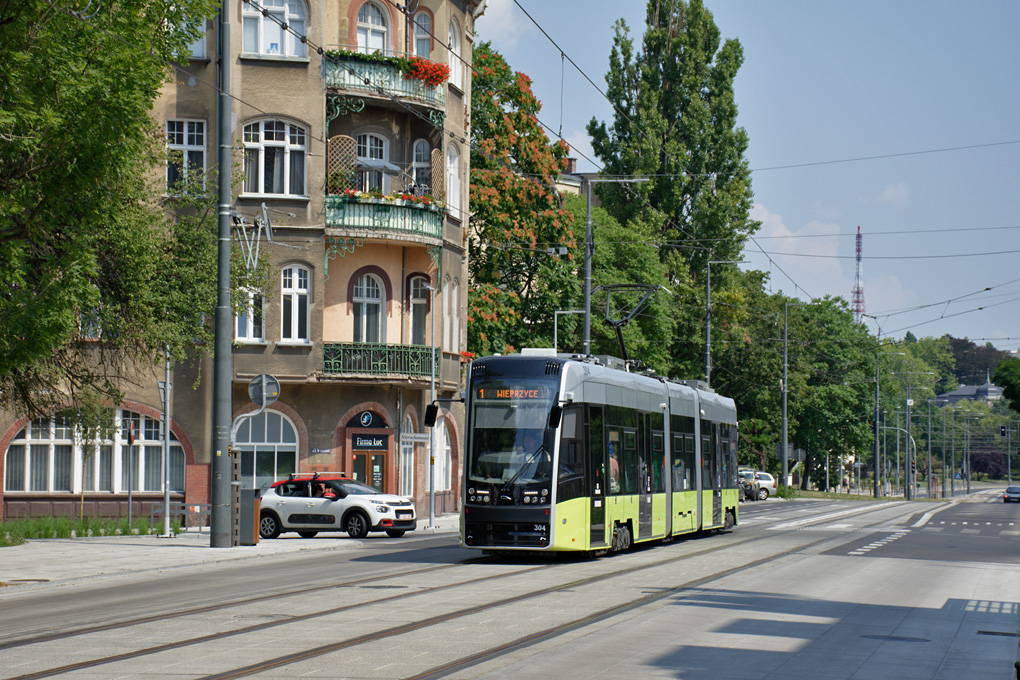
243, 119, 307, 197
281, 265, 310, 343
233, 410, 298, 491
412, 139, 430, 193
413, 12, 431, 59
433, 415, 452, 492
446, 143, 460, 217
353, 273, 385, 343
400, 414, 415, 497
409, 275, 428, 346
166, 119, 205, 192
3, 412, 184, 495
236, 288, 265, 343
356, 132, 389, 193
448, 19, 462, 90
356, 1, 388, 54
242, 0, 307, 58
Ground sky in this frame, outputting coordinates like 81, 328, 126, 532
475, 0, 1020, 351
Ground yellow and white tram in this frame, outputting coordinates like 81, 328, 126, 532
461, 349, 739, 554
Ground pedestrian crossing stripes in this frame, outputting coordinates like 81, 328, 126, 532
847, 530, 909, 556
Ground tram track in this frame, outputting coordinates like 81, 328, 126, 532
3, 499, 910, 680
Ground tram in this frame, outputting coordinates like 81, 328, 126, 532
461, 349, 739, 554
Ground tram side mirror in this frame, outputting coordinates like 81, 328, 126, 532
424, 403, 439, 428
548, 405, 562, 429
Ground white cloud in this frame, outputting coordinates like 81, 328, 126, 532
476, 0, 535, 54
878, 181, 912, 208
565, 129, 596, 171
743, 204, 847, 300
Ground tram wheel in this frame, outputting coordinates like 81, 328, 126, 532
724, 510, 735, 531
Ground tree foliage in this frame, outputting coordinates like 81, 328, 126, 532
0, 0, 231, 421
468, 42, 574, 355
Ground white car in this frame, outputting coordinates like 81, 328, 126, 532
753, 471, 777, 500
259, 475, 416, 539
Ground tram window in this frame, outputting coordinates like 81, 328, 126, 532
557, 407, 584, 502
702, 436, 714, 489
621, 430, 638, 494
608, 429, 621, 493
588, 407, 605, 497
651, 432, 664, 492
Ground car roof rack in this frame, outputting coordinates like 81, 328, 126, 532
285, 471, 346, 481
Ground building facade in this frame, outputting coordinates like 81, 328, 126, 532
0, 0, 483, 521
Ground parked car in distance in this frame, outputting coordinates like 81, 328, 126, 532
1003, 486, 1020, 503
259, 474, 417, 539
738, 468, 758, 501
753, 471, 777, 500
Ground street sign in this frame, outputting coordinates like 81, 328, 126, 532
248, 374, 280, 407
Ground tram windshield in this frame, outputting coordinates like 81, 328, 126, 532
467, 378, 558, 490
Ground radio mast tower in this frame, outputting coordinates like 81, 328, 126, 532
852, 226, 865, 323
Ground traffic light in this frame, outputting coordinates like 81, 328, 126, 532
1001, 425, 1007, 437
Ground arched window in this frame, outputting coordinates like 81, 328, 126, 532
281, 265, 310, 342
234, 410, 298, 490
242, 0, 307, 57
353, 273, 384, 343
357, 2, 388, 53
432, 415, 452, 492
400, 413, 415, 497
448, 18, 462, 90
356, 132, 388, 193
409, 275, 429, 346
242, 120, 307, 196
413, 12, 431, 59
446, 143, 460, 216
412, 139, 430, 193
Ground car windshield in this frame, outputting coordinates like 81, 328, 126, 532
336, 481, 384, 495
1007, 486, 1020, 493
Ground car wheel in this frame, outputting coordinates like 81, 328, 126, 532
758, 488, 769, 501
344, 511, 370, 539
298, 531, 318, 539
386, 530, 405, 538
259, 512, 281, 539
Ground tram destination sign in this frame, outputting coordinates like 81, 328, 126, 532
475, 385, 552, 401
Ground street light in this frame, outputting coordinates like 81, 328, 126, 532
890, 371, 933, 500
781, 301, 812, 488
705, 260, 744, 387
423, 282, 437, 530
874, 352, 904, 498
582, 176, 649, 356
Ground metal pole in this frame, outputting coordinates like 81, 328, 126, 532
950, 409, 955, 497
926, 400, 932, 498
583, 180, 592, 355
905, 383, 912, 500
162, 349, 172, 538
210, 3, 233, 548
874, 358, 880, 498
429, 284, 436, 529
705, 264, 711, 385
781, 304, 788, 487
966, 417, 971, 494
941, 406, 946, 498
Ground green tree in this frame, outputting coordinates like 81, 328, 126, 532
468, 42, 574, 355
993, 358, 1020, 415
0, 0, 231, 421
588, 0, 758, 377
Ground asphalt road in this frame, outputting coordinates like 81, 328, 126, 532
1, 492, 1018, 680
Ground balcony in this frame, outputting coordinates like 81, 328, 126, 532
325, 195, 443, 241
322, 342, 437, 380
323, 51, 445, 111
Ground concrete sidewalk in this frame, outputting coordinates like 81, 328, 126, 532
0, 513, 460, 591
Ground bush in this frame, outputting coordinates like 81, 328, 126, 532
776, 485, 796, 499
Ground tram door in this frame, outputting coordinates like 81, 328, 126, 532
588, 407, 607, 548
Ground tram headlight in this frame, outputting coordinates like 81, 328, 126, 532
468, 487, 475, 495
540, 488, 549, 497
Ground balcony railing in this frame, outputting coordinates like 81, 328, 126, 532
323, 342, 437, 379
325, 195, 443, 240
323, 53, 445, 110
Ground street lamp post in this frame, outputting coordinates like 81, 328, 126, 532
423, 283, 437, 530
874, 352, 904, 498
781, 302, 813, 488
890, 371, 933, 500
583, 177, 648, 356
705, 260, 744, 387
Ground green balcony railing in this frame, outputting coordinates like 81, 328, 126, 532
325, 196, 443, 240
323, 342, 437, 379
323, 55, 445, 109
